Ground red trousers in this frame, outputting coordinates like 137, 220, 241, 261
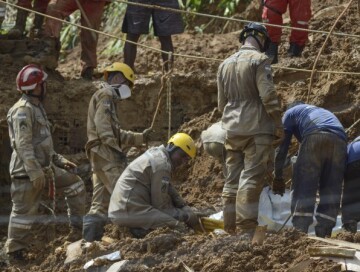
17, 0, 50, 13
44, 0, 106, 70
262, 0, 311, 46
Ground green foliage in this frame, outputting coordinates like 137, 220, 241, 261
185, 0, 249, 16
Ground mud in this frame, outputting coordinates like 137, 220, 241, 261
0, 0, 360, 271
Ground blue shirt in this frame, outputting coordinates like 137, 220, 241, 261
347, 137, 360, 164
283, 104, 346, 142
274, 104, 346, 178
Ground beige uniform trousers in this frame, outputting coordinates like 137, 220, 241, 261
5, 165, 85, 253
87, 152, 126, 218
225, 134, 272, 231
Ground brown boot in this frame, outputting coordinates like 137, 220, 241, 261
30, 14, 45, 39
223, 197, 236, 234
8, 9, 28, 39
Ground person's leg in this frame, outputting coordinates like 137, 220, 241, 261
31, 0, 51, 37
7, 0, 31, 38
123, 33, 141, 70
342, 160, 360, 233
235, 135, 272, 232
5, 178, 42, 256
158, 35, 174, 71
291, 135, 321, 233
78, 0, 106, 79
315, 135, 346, 237
288, 0, 311, 56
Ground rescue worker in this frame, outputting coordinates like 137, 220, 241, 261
0, 1, 5, 31
273, 102, 347, 238
108, 133, 200, 238
262, 0, 312, 63
7, 0, 50, 39
83, 62, 153, 242
217, 22, 283, 235
122, 0, 184, 71
5, 64, 86, 261
43, 0, 108, 79
341, 136, 360, 233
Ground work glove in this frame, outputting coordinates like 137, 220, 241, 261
32, 172, 46, 190
142, 127, 154, 142
271, 177, 285, 196
63, 159, 78, 173
182, 206, 201, 230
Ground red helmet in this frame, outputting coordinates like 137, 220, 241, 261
16, 64, 48, 91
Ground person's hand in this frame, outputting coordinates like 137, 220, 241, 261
32, 173, 46, 190
63, 159, 78, 172
272, 177, 285, 196
182, 206, 200, 230
142, 127, 154, 142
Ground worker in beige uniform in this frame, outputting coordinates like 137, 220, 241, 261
83, 62, 153, 242
109, 133, 200, 238
217, 22, 283, 237
5, 65, 86, 261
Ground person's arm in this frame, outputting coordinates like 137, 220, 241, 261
119, 128, 144, 147
274, 131, 293, 178
11, 106, 43, 180
217, 63, 227, 113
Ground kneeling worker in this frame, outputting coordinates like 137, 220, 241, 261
109, 133, 200, 237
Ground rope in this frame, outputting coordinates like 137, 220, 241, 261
307, 0, 355, 103
346, 118, 360, 133
2, 0, 360, 76
167, 52, 173, 139
116, 0, 360, 39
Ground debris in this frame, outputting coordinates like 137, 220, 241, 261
64, 240, 83, 265
287, 259, 313, 272
181, 260, 194, 272
308, 246, 356, 258
106, 260, 129, 272
307, 236, 360, 251
83, 251, 121, 270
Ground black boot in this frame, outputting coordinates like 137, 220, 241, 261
266, 42, 278, 64
82, 214, 106, 242
315, 225, 332, 238
129, 228, 150, 238
288, 43, 304, 57
8, 9, 29, 39
81, 67, 94, 80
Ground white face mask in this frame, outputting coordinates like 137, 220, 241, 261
111, 84, 132, 100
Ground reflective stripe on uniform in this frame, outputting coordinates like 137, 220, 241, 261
315, 212, 337, 222
297, 21, 308, 26
11, 217, 33, 229
63, 180, 85, 197
293, 212, 313, 217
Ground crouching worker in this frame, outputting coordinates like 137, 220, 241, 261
342, 136, 360, 233
109, 133, 200, 238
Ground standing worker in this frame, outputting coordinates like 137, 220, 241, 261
43, 0, 108, 79
122, 0, 184, 71
341, 137, 360, 233
273, 102, 347, 238
217, 22, 283, 236
109, 133, 200, 237
83, 62, 153, 242
7, 0, 51, 39
5, 64, 86, 262
262, 0, 312, 63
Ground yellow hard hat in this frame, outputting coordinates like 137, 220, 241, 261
168, 133, 196, 159
103, 62, 135, 86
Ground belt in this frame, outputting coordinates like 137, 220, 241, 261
12, 176, 30, 180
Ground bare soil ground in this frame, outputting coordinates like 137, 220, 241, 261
0, 0, 360, 271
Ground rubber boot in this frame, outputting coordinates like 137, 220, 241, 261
315, 225, 332, 238
81, 67, 94, 80
223, 197, 236, 234
82, 214, 106, 242
288, 42, 304, 57
129, 228, 150, 238
30, 14, 45, 38
8, 9, 28, 39
266, 42, 278, 64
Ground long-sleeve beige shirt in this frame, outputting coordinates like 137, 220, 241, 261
7, 95, 66, 180
86, 82, 143, 168
217, 45, 281, 136
108, 145, 186, 230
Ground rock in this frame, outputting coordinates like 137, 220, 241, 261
64, 240, 82, 265
106, 260, 129, 272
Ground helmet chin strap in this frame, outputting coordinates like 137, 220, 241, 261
252, 35, 265, 52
